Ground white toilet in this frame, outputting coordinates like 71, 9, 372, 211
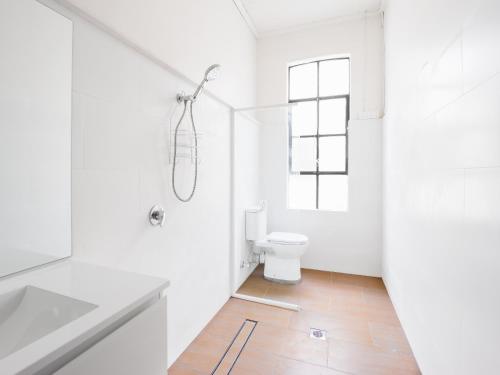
246, 202, 308, 283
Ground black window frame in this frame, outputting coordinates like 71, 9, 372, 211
287, 57, 350, 210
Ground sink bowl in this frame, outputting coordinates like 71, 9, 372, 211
0, 286, 97, 359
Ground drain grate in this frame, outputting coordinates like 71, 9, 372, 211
211, 319, 258, 374
310, 328, 327, 340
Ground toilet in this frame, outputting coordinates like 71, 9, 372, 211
246, 201, 308, 283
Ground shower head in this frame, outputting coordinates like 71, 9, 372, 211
204, 64, 221, 81
176, 64, 220, 103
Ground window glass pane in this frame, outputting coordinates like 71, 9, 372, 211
291, 137, 316, 172
318, 175, 348, 211
288, 174, 316, 209
319, 59, 349, 96
319, 98, 346, 134
289, 63, 317, 100
290, 101, 317, 136
319, 136, 346, 172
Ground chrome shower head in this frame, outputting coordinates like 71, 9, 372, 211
204, 64, 221, 81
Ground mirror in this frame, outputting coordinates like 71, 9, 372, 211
0, 0, 72, 277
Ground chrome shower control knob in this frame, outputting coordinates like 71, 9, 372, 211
149, 205, 165, 227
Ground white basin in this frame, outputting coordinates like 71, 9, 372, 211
0, 286, 97, 359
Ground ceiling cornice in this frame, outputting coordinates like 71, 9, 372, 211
257, 10, 382, 39
232, 0, 259, 38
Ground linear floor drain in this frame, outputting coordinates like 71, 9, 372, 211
211, 319, 257, 374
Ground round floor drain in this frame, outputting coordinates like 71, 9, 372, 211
310, 328, 327, 340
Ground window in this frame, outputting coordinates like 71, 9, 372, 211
288, 57, 350, 211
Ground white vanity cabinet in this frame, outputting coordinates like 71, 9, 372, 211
54, 297, 167, 375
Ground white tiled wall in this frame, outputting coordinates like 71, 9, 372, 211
58, 0, 257, 108
383, 0, 500, 373
42, 0, 234, 365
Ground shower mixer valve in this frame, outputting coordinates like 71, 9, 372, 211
149, 205, 165, 227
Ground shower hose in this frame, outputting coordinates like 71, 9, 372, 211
172, 99, 198, 202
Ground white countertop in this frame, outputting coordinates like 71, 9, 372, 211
0, 259, 169, 375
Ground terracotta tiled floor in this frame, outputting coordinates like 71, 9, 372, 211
169, 266, 420, 375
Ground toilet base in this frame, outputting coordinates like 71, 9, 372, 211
263, 255, 301, 283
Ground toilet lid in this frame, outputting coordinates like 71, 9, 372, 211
267, 232, 308, 245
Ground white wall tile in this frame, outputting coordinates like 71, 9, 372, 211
62, 0, 256, 107
42, 0, 236, 365
430, 36, 463, 113
384, 0, 500, 373
462, 0, 500, 92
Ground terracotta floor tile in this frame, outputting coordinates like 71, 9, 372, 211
363, 287, 395, 308
328, 339, 420, 375
265, 285, 301, 304
289, 309, 372, 345
176, 333, 229, 373
230, 348, 277, 375
275, 357, 347, 375
242, 274, 273, 289
328, 299, 401, 327
330, 283, 367, 308
250, 264, 265, 278
202, 311, 247, 341
332, 272, 385, 289
223, 298, 293, 328
301, 268, 333, 284
279, 328, 329, 366
369, 322, 413, 354
237, 284, 269, 298
167, 362, 203, 375
169, 267, 420, 375
299, 293, 333, 313
245, 323, 328, 366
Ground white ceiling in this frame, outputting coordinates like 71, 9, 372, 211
238, 0, 381, 36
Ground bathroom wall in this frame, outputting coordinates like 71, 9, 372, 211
40, 0, 255, 366
55, 0, 256, 108
383, 0, 500, 373
232, 112, 261, 290
256, 15, 384, 276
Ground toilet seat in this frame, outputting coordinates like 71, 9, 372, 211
267, 232, 308, 245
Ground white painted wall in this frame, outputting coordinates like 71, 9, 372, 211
37, 0, 255, 366
256, 15, 384, 276
232, 112, 260, 290
383, 0, 500, 373
56, 0, 256, 108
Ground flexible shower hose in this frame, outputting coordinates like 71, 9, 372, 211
172, 100, 198, 202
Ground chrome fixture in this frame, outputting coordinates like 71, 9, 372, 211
309, 328, 327, 340
149, 205, 165, 227
172, 64, 221, 202
176, 64, 221, 103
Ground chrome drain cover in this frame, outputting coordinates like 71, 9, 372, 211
310, 328, 327, 340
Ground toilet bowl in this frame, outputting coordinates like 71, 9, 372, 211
246, 202, 308, 283
255, 232, 308, 283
